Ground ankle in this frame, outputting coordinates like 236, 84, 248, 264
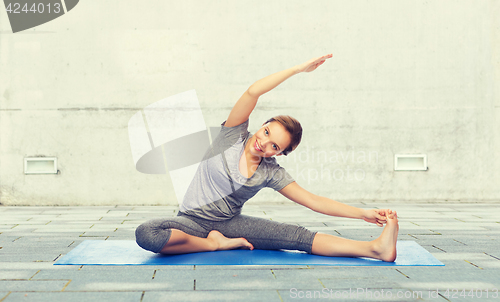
207, 237, 219, 251
370, 239, 384, 258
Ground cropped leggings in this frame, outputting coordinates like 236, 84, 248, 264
135, 212, 318, 254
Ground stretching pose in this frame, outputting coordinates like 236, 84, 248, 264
135, 54, 399, 262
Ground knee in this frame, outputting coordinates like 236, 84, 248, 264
135, 222, 150, 245
135, 222, 153, 250
135, 219, 172, 253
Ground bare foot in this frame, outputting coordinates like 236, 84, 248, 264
207, 230, 254, 251
372, 210, 399, 262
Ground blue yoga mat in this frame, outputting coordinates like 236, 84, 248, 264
54, 240, 443, 266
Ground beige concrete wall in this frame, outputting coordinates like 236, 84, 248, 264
0, 0, 498, 205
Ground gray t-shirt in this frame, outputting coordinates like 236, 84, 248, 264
180, 119, 294, 221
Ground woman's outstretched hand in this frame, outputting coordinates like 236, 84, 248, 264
363, 209, 392, 227
295, 54, 333, 73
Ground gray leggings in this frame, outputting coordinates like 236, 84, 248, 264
135, 212, 318, 254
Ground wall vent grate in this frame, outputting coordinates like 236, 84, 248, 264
394, 154, 427, 171
24, 157, 58, 174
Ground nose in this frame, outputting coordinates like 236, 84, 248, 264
260, 138, 270, 149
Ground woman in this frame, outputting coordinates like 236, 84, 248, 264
136, 54, 399, 262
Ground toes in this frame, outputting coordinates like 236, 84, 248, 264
242, 238, 254, 250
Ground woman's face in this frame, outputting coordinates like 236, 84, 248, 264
249, 121, 292, 158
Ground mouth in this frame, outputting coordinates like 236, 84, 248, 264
254, 140, 263, 152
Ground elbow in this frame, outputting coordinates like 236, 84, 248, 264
246, 85, 260, 98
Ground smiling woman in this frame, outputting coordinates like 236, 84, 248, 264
239, 116, 297, 178
262, 115, 302, 156
135, 54, 400, 262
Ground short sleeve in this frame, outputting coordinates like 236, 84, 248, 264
266, 166, 295, 191
219, 119, 250, 144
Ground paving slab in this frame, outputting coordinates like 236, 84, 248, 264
64, 280, 194, 291
0, 280, 70, 291
143, 290, 281, 302
31, 266, 156, 281
3, 292, 143, 302
395, 267, 500, 284
0, 253, 63, 262
0, 270, 39, 280
272, 266, 403, 281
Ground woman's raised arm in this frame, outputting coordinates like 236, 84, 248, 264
224, 54, 333, 127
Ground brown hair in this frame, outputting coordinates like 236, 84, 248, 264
263, 115, 302, 156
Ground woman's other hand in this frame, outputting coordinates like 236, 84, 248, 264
295, 54, 333, 73
363, 208, 392, 227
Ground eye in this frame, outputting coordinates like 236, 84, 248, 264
264, 129, 269, 135
272, 144, 277, 150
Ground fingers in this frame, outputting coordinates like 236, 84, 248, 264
300, 54, 332, 73
313, 54, 332, 64
386, 209, 397, 219
318, 53, 333, 60
315, 56, 330, 64
376, 209, 388, 220
376, 209, 394, 223
369, 208, 397, 226
312, 59, 327, 70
